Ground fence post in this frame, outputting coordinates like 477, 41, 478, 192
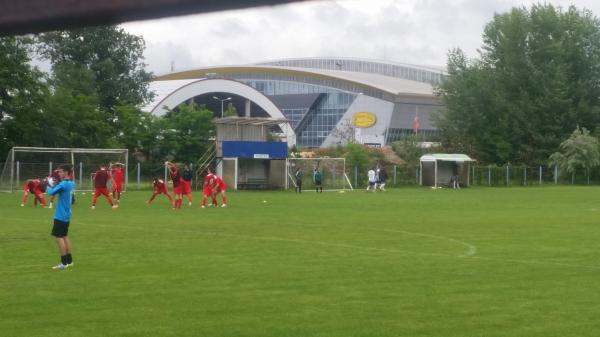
523, 167, 527, 186
49, 161, 53, 175
190, 163, 194, 187
571, 172, 574, 185
354, 165, 358, 188
415, 167, 419, 184
539, 166, 542, 185
554, 166, 558, 184
506, 165, 509, 187
472, 165, 475, 186
78, 162, 83, 184
137, 162, 141, 189
488, 166, 491, 186
16, 161, 20, 185
393, 165, 397, 185
164, 162, 168, 182
587, 168, 590, 185
79, 162, 83, 189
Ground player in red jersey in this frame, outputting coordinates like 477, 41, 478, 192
147, 177, 175, 206
166, 161, 183, 209
201, 168, 217, 208
212, 174, 228, 208
20, 178, 48, 207
180, 164, 193, 206
110, 162, 125, 204
91, 164, 117, 209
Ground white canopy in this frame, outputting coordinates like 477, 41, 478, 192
419, 154, 475, 188
420, 154, 475, 163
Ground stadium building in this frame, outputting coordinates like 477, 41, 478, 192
143, 57, 445, 148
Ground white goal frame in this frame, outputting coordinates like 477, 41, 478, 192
286, 157, 354, 192
0, 147, 128, 193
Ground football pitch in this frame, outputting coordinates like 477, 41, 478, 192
1, 186, 600, 337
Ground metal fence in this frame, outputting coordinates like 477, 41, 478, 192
3, 161, 600, 191
349, 164, 600, 188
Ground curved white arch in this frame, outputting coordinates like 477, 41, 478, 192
149, 78, 295, 146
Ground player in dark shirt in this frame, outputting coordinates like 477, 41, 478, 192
91, 164, 117, 209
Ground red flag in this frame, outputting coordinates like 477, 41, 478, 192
412, 111, 420, 134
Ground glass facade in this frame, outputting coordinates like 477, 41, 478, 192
238, 78, 356, 147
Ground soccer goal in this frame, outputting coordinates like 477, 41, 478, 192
0, 147, 128, 192
286, 157, 353, 191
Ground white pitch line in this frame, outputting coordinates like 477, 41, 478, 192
367, 228, 477, 258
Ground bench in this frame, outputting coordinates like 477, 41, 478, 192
238, 178, 270, 190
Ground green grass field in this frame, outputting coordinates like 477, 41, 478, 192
2, 186, 600, 337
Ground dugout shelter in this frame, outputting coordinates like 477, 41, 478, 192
215, 117, 289, 190
419, 154, 475, 188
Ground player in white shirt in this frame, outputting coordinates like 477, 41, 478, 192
367, 168, 376, 191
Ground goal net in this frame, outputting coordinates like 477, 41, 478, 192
0, 147, 128, 192
286, 157, 353, 191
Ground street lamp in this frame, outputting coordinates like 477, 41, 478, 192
213, 96, 232, 118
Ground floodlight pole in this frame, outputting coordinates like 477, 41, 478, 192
213, 96, 232, 118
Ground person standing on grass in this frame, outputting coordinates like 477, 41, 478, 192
180, 164, 194, 206
110, 162, 125, 204
91, 164, 117, 209
313, 168, 323, 193
166, 161, 183, 209
147, 177, 175, 207
201, 168, 218, 208
295, 167, 303, 193
377, 166, 388, 191
46, 164, 75, 270
367, 168, 376, 192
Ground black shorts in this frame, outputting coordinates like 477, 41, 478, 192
51, 219, 70, 237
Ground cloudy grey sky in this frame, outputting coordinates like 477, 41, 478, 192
121, 0, 600, 75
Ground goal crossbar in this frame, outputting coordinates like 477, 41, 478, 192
1, 147, 129, 193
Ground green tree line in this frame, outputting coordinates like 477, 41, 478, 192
0, 26, 214, 163
435, 4, 600, 166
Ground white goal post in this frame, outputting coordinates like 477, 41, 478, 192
286, 157, 353, 191
0, 147, 128, 193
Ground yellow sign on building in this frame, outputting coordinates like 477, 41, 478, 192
352, 112, 377, 128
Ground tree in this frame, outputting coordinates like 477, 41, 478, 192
435, 4, 600, 165
224, 102, 238, 117
147, 102, 215, 162
0, 37, 49, 157
549, 127, 600, 176
391, 135, 426, 166
37, 26, 153, 111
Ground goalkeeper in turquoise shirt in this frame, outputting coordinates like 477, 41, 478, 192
46, 164, 75, 270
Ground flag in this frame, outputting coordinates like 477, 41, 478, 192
412, 110, 420, 134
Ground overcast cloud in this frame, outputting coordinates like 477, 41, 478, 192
121, 0, 600, 75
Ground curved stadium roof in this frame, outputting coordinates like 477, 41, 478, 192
144, 57, 445, 113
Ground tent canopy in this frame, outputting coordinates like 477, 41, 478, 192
420, 154, 475, 163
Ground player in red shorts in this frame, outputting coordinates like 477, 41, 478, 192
201, 169, 218, 208
147, 177, 175, 207
166, 161, 183, 209
212, 174, 228, 208
91, 164, 117, 209
110, 162, 125, 204
20, 178, 48, 207
180, 164, 193, 206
